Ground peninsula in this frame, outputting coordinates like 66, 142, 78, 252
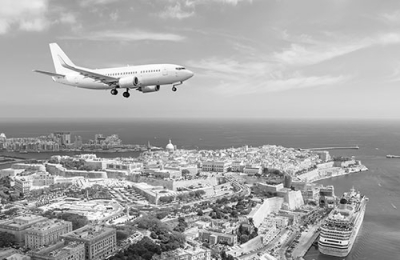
0, 141, 368, 260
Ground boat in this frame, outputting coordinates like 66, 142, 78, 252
318, 187, 368, 257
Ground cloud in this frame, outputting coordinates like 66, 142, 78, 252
187, 30, 400, 95
0, 0, 49, 34
187, 57, 348, 95
159, 3, 195, 20
213, 0, 254, 5
79, 0, 119, 7
63, 30, 185, 42
378, 33, 400, 45
273, 42, 367, 66
213, 71, 347, 96
110, 11, 119, 21
273, 32, 400, 67
386, 61, 400, 82
261, 74, 347, 93
58, 13, 77, 25
157, 0, 256, 20
381, 11, 400, 24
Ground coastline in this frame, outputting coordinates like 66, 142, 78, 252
291, 165, 368, 259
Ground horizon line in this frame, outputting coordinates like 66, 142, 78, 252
1, 116, 400, 121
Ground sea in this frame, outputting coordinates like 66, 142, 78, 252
1, 118, 400, 259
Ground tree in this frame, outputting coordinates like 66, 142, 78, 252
59, 213, 88, 230
174, 217, 188, 232
240, 234, 249, 244
116, 230, 129, 241
0, 231, 15, 248
4, 207, 18, 216
110, 236, 161, 260
156, 211, 169, 220
159, 196, 174, 204
231, 210, 238, 218
221, 250, 227, 259
197, 209, 203, 216
248, 217, 254, 226
150, 231, 157, 239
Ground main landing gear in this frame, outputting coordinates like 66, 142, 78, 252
110, 89, 118, 95
172, 81, 183, 92
122, 89, 130, 98
111, 88, 130, 98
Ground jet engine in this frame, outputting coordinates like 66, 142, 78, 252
140, 85, 160, 93
118, 76, 149, 88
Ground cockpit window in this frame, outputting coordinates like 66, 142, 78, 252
176, 67, 185, 70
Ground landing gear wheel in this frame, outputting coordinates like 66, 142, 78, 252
172, 87, 177, 92
123, 91, 130, 98
111, 89, 118, 95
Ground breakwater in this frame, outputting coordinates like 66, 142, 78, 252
306, 146, 359, 151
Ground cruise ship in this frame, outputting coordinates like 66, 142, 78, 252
318, 187, 368, 257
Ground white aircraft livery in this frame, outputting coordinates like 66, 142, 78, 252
34, 43, 194, 98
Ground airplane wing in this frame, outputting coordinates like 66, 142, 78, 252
58, 56, 118, 85
33, 70, 65, 77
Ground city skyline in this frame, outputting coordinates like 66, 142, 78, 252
2, 0, 400, 119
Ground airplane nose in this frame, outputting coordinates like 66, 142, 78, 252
186, 70, 194, 79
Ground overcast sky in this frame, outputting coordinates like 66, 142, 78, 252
1, 0, 400, 119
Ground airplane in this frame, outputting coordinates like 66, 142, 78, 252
34, 43, 194, 98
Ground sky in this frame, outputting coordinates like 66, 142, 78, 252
1, 0, 400, 119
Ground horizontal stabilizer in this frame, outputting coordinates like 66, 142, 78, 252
33, 70, 65, 77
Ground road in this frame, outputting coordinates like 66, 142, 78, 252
236, 228, 290, 259
291, 226, 320, 258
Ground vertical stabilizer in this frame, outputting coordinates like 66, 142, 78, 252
49, 43, 76, 74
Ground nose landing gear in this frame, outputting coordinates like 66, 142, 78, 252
172, 81, 182, 92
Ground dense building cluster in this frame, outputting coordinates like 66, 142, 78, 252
0, 138, 368, 260
0, 132, 140, 153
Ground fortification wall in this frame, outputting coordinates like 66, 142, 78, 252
249, 197, 284, 228
45, 164, 65, 176
285, 190, 304, 210
172, 177, 218, 190
128, 175, 218, 191
64, 170, 108, 179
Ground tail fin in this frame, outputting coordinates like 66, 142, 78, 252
49, 43, 76, 74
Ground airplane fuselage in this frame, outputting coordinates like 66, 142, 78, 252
54, 63, 191, 90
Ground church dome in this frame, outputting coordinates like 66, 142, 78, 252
166, 139, 175, 151
0, 133, 6, 139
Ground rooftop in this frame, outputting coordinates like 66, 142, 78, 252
62, 225, 115, 241
28, 219, 71, 232
31, 241, 84, 258
0, 215, 47, 228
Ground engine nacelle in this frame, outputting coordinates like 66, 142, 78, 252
118, 76, 149, 88
140, 85, 160, 93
